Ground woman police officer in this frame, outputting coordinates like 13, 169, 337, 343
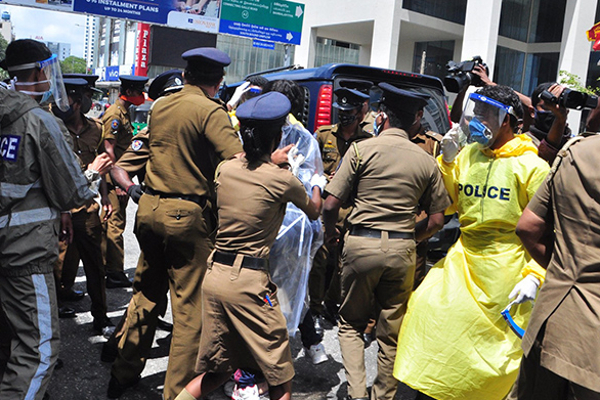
175, 91, 326, 400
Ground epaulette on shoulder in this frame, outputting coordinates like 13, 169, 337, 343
317, 124, 334, 133
550, 135, 586, 175
86, 115, 103, 129
425, 130, 443, 142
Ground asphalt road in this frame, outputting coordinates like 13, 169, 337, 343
46, 201, 418, 400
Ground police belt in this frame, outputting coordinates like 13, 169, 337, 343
213, 251, 269, 271
144, 187, 207, 208
350, 226, 414, 240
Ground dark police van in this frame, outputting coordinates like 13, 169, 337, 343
222, 63, 459, 257
224, 63, 452, 135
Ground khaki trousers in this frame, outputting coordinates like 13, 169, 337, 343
102, 185, 127, 274
0, 272, 60, 400
507, 325, 600, 400
125, 194, 213, 400
55, 210, 107, 319
338, 233, 415, 400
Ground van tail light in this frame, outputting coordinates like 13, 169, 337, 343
315, 84, 333, 130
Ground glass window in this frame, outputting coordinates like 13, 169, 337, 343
412, 40, 455, 81
403, 0, 467, 24
494, 46, 559, 95
587, 51, 600, 91
500, 0, 566, 43
215, 35, 294, 83
528, 0, 565, 43
314, 37, 359, 67
494, 46, 526, 92
499, 0, 530, 42
523, 52, 559, 96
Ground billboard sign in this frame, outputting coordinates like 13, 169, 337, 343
219, 0, 304, 45
1, 0, 302, 42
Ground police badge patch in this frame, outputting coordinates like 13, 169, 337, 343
131, 139, 143, 152
111, 119, 120, 130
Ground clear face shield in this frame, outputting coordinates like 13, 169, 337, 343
459, 93, 514, 148
9, 54, 69, 111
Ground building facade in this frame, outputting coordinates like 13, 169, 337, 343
45, 41, 71, 61
295, 0, 599, 131
0, 10, 13, 42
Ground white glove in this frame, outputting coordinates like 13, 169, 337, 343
287, 145, 305, 177
441, 125, 461, 163
310, 174, 327, 193
509, 275, 540, 304
227, 81, 251, 109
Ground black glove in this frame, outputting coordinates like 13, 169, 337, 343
127, 184, 143, 204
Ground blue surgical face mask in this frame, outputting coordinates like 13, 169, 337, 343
373, 112, 386, 136
469, 117, 494, 147
373, 119, 380, 136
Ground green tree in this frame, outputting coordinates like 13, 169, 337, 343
0, 34, 8, 81
60, 56, 87, 74
558, 70, 600, 96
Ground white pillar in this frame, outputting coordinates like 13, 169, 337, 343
359, 44, 371, 66
559, 0, 598, 133
369, 0, 401, 69
294, 26, 317, 68
461, 0, 503, 78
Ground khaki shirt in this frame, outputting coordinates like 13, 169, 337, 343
326, 128, 450, 232
215, 156, 311, 258
116, 128, 149, 180
411, 126, 443, 223
316, 123, 373, 177
66, 115, 103, 213
144, 85, 243, 198
102, 102, 133, 161
411, 126, 443, 158
523, 134, 600, 391
69, 115, 103, 167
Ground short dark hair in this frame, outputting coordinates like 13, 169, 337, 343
531, 82, 556, 109
263, 80, 304, 119
379, 103, 415, 130
184, 65, 223, 87
240, 122, 284, 164
246, 75, 268, 88
475, 85, 523, 129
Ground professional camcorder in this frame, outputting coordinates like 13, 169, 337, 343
539, 89, 598, 110
444, 56, 489, 93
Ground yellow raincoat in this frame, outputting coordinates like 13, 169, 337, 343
394, 135, 549, 400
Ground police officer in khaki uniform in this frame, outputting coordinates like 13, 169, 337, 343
407, 105, 443, 289
63, 73, 104, 116
107, 48, 243, 400
174, 92, 325, 400
311, 88, 372, 328
101, 74, 148, 288
323, 83, 451, 400
51, 78, 114, 333
101, 71, 182, 373
510, 134, 600, 400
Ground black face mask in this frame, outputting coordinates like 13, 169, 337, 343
534, 110, 555, 133
52, 104, 75, 122
338, 113, 357, 127
81, 96, 92, 114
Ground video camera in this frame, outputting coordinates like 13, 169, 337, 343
539, 89, 598, 110
444, 56, 488, 93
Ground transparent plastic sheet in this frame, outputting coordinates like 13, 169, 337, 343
269, 120, 324, 335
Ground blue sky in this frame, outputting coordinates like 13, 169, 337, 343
1, 4, 87, 57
